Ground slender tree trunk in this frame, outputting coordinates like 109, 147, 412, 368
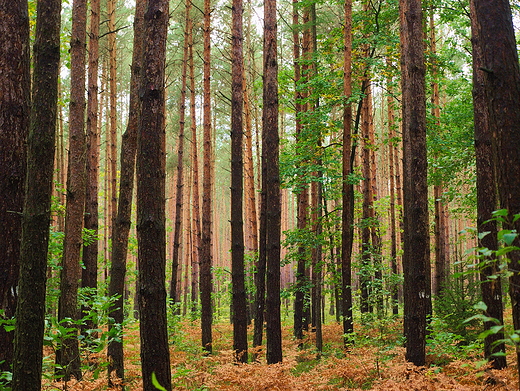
82, 0, 100, 334
108, 0, 145, 382
137, 1, 171, 390
471, 0, 519, 371
170, 9, 189, 310
56, 0, 88, 379
230, 0, 248, 362
188, 6, 201, 312
108, 0, 118, 245
12, 0, 60, 388
263, 0, 282, 364
400, 0, 431, 366
0, 0, 30, 373
200, 0, 214, 353
341, 0, 354, 344
386, 66, 399, 315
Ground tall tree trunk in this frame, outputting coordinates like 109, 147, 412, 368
263, 0, 282, 364
400, 0, 431, 366
188, 5, 201, 313
0, 0, 30, 373
108, 0, 118, 245
108, 0, 145, 382
430, 11, 448, 298
469, 0, 506, 368
386, 64, 399, 315
56, 0, 88, 379
231, 0, 248, 362
170, 8, 189, 311
200, 0, 214, 354
137, 1, 171, 390
341, 0, 354, 344
82, 0, 100, 334
471, 0, 520, 372
292, 0, 309, 342
12, 0, 60, 388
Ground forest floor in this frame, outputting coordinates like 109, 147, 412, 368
43, 317, 519, 391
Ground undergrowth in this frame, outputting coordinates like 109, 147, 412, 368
35, 314, 518, 391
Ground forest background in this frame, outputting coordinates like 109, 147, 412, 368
1, 0, 520, 389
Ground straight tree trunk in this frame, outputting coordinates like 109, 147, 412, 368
471, 0, 520, 371
200, 0, 214, 353
231, 0, 248, 363
107, 0, 145, 382
82, 0, 100, 333
0, 0, 30, 372
341, 0, 354, 344
137, 1, 171, 390
400, 0, 431, 366
469, 0, 506, 369
108, 0, 118, 244
263, 0, 282, 364
11, 0, 60, 388
170, 8, 189, 310
56, 0, 88, 379
188, 7, 201, 312
292, 0, 309, 342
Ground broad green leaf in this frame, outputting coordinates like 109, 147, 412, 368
151, 372, 167, 391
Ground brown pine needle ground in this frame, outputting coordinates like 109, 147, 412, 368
42, 320, 518, 390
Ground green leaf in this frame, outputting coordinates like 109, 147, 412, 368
151, 372, 167, 391
473, 301, 487, 311
478, 231, 490, 240
502, 233, 517, 246
492, 209, 509, 217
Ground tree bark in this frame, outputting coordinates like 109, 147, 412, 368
0, 0, 30, 372
263, 0, 282, 364
108, 0, 145, 382
200, 0, 214, 354
137, 0, 171, 389
230, 0, 248, 362
471, 0, 520, 371
81, 0, 100, 335
341, 0, 354, 344
11, 0, 60, 388
399, 0, 431, 366
56, 0, 88, 379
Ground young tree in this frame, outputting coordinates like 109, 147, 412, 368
56, 0, 88, 379
263, 0, 282, 364
108, 0, 145, 382
399, 0, 431, 366
469, 0, 506, 369
170, 4, 189, 310
200, 0, 214, 354
82, 0, 100, 333
136, 0, 171, 389
471, 0, 520, 373
231, 0, 248, 363
11, 0, 61, 388
0, 0, 30, 372
341, 0, 354, 344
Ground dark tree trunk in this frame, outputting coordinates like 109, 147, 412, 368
263, 0, 282, 364
0, 0, 30, 373
471, 0, 520, 372
341, 0, 354, 344
170, 7, 189, 311
231, 0, 248, 363
200, 0, 214, 354
108, 0, 145, 382
399, 0, 431, 366
469, 0, 506, 369
56, 0, 88, 379
81, 0, 100, 335
11, 0, 60, 388
136, 1, 171, 390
